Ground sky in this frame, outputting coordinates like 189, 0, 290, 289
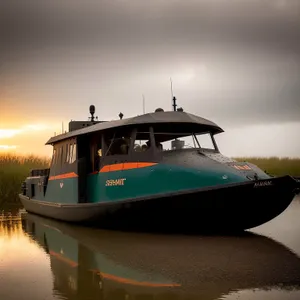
0, 0, 300, 158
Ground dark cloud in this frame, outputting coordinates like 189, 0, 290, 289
1, 0, 300, 127
2, 0, 300, 55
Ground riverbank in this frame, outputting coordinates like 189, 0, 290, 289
234, 157, 300, 177
0, 153, 50, 206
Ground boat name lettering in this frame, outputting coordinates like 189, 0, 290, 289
254, 181, 272, 187
105, 178, 126, 186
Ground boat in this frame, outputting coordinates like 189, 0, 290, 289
294, 177, 300, 195
19, 98, 299, 231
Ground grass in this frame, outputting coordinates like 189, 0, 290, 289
234, 157, 300, 177
0, 153, 50, 206
0, 153, 299, 206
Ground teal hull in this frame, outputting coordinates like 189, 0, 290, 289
19, 175, 298, 231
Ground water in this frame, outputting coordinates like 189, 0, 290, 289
0, 196, 300, 300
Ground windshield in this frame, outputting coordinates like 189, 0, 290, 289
155, 132, 217, 151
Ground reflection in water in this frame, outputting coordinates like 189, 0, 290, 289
22, 214, 181, 300
251, 199, 300, 258
223, 287, 300, 300
0, 205, 300, 300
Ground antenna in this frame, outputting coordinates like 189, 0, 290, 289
170, 77, 177, 111
142, 94, 145, 114
170, 77, 174, 98
62, 122, 64, 134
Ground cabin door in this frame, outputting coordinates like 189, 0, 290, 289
77, 135, 90, 203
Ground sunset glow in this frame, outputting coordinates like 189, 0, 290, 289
0, 145, 18, 150
0, 123, 59, 157
0, 129, 22, 139
0, 124, 51, 139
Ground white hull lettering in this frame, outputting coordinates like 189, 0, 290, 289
254, 181, 272, 188
105, 178, 126, 186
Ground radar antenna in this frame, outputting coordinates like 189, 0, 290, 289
89, 105, 96, 121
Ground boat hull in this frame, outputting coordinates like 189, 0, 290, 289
294, 176, 300, 194
19, 175, 298, 232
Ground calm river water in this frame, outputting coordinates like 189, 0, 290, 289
1, 196, 300, 300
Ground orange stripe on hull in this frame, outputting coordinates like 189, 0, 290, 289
89, 269, 180, 287
100, 162, 157, 173
50, 250, 78, 267
49, 172, 78, 180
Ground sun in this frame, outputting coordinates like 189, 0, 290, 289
0, 123, 54, 155
0, 145, 18, 150
0, 129, 22, 139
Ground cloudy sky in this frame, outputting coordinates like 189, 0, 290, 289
0, 0, 299, 158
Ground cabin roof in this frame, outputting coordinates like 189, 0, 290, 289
46, 111, 224, 145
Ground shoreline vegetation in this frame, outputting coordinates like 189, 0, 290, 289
234, 157, 300, 178
0, 153, 299, 205
0, 154, 50, 206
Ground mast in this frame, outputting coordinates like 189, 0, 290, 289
172, 96, 177, 112
170, 77, 177, 111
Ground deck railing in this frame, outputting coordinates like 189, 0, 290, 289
30, 168, 50, 177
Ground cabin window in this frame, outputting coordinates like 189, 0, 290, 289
64, 142, 77, 164
53, 148, 57, 165
106, 133, 132, 156
154, 133, 177, 151
56, 147, 60, 165
65, 144, 69, 163
133, 130, 155, 152
72, 143, 77, 163
57, 146, 63, 166
196, 133, 215, 150
160, 140, 171, 151
52, 146, 58, 166
59, 147, 63, 164
90, 140, 102, 172
154, 131, 217, 152
66, 144, 73, 163
68, 143, 77, 164
51, 149, 56, 167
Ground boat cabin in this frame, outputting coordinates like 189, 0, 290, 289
26, 105, 224, 204
48, 107, 222, 165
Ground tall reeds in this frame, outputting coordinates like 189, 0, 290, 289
0, 153, 50, 205
234, 157, 300, 177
